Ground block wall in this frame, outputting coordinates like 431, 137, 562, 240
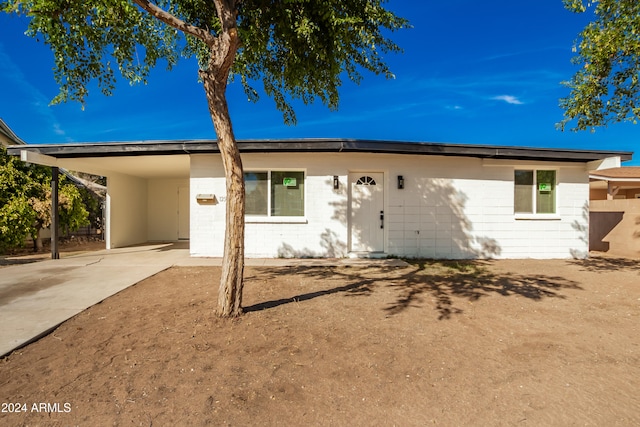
190, 153, 590, 259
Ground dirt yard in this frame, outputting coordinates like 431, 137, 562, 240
0, 255, 638, 426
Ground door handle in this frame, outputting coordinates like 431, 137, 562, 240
380, 210, 384, 229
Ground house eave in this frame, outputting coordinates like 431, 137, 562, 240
0, 118, 27, 146
6, 138, 634, 163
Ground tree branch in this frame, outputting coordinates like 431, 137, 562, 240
131, 0, 216, 45
207, 0, 240, 78
213, 0, 238, 33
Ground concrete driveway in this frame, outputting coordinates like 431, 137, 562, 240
0, 243, 197, 357
0, 243, 407, 357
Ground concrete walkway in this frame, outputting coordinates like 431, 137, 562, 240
0, 243, 407, 357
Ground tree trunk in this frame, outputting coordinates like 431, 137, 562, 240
201, 25, 244, 317
135, 0, 245, 316
32, 228, 43, 252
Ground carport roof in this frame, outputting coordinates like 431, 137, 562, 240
589, 166, 640, 192
7, 138, 634, 163
590, 166, 640, 181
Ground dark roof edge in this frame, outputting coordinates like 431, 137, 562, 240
6, 138, 633, 163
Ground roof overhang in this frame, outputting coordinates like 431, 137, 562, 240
589, 167, 640, 191
590, 167, 640, 182
0, 118, 27, 146
7, 138, 634, 163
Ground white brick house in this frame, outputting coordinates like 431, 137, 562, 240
9, 139, 633, 259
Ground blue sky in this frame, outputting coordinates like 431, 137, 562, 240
0, 1, 638, 165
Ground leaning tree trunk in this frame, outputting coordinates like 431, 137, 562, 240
207, 81, 245, 317
201, 26, 244, 317
132, 0, 244, 316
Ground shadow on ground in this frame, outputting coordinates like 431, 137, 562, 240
569, 255, 640, 273
0, 257, 43, 267
245, 260, 583, 320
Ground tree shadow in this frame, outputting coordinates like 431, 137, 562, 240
327, 175, 503, 259
244, 261, 583, 319
264, 172, 513, 260
570, 201, 590, 259
383, 260, 582, 319
277, 229, 347, 258
0, 256, 43, 267
568, 255, 640, 272
244, 265, 381, 313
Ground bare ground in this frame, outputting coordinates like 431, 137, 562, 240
0, 254, 638, 426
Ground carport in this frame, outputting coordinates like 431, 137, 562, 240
8, 141, 195, 254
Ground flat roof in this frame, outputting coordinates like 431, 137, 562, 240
7, 138, 634, 163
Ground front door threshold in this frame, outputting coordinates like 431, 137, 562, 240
348, 252, 387, 259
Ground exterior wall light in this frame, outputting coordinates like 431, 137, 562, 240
397, 175, 404, 189
333, 175, 339, 189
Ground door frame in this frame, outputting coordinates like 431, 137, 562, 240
348, 171, 386, 254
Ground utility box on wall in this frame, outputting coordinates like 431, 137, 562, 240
196, 194, 217, 204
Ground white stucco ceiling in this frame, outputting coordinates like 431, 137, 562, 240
56, 154, 191, 179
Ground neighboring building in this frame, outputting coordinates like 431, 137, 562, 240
0, 118, 27, 146
1, 119, 105, 242
8, 139, 633, 259
589, 167, 640, 258
589, 167, 640, 200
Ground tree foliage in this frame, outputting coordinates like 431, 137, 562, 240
234, 0, 407, 123
0, 147, 89, 252
2, 0, 406, 122
559, 0, 640, 131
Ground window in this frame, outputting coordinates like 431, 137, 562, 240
356, 176, 377, 185
514, 169, 556, 214
244, 170, 305, 217
245, 172, 268, 215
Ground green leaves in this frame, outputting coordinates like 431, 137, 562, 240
559, 0, 640, 131
59, 183, 89, 234
1, 0, 407, 124
0, 147, 89, 251
2, 0, 181, 106
235, 0, 409, 124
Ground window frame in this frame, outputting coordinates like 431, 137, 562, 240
513, 167, 560, 220
244, 168, 308, 224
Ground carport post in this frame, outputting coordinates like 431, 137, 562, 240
51, 166, 60, 260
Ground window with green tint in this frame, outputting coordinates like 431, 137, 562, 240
514, 169, 556, 214
535, 170, 556, 214
271, 171, 305, 216
244, 170, 305, 217
244, 172, 268, 215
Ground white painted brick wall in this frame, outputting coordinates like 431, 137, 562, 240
190, 152, 591, 259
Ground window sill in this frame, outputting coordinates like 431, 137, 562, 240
246, 216, 308, 224
514, 214, 561, 221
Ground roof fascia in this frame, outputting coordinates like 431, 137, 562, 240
6, 139, 634, 163
589, 175, 640, 183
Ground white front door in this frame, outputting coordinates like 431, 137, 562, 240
178, 187, 190, 240
349, 172, 384, 252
